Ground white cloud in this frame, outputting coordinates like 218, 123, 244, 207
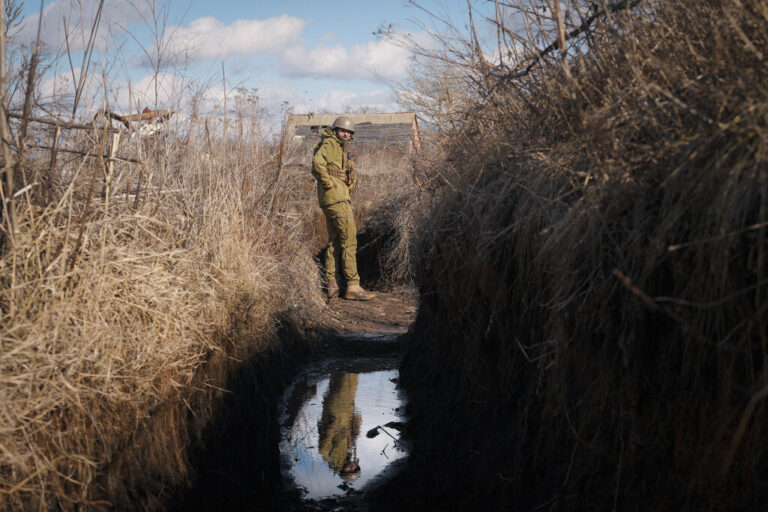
280, 33, 412, 82
299, 89, 395, 114
16, 0, 149, 52
157, 15, 307, 63
34, 67, 119, 116
38, 69, 77, 100
107, 72, 189, 113
35, 70, 80, 114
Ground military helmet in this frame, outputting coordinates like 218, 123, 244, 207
339, 463, 361, 483
332, 115, 355, 133
340, 471, 360, 483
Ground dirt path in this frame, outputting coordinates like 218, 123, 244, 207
312, 287, 418, 335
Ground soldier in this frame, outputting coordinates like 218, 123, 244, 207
312, 116, 375, 300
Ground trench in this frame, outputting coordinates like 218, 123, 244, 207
166, 316, 417, 512
160, 219, 429, 512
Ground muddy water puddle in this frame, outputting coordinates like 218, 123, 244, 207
279, 356, 408, 503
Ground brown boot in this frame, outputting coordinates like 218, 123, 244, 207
326, 281, 339, 299
344, 284, 375, 301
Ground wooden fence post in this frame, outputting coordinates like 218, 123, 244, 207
47, 125, 61, 203
102, 131, 120, 199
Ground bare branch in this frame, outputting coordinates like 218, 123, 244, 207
490, 0, 641, 80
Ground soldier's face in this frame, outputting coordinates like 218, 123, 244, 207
336, 128, 352, 140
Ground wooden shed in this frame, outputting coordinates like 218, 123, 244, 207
285, 112, 421, 151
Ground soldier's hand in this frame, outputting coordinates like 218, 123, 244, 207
322, 180, 335, 190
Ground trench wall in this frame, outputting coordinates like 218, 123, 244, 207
376, 1, 768, 510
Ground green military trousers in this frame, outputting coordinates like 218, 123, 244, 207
323, 200, 359, 286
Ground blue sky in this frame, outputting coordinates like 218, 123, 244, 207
17, 0, 506, 120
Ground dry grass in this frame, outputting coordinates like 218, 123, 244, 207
0, 111, 323, 509
394, 0, 768, 509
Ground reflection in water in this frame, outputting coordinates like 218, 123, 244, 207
318, 373, 362, 480
280, 362, 406, 500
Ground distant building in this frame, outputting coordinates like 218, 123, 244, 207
285, 112, 421, 151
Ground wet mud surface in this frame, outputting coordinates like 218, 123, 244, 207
304, 288, 417, 361
170, 290, 417, 512
279, 357, 408, 507
279, 291, 418, 511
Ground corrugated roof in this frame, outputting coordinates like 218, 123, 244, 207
285, 112, 417, 137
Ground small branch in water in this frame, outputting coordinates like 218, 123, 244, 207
366, 425, 410, 451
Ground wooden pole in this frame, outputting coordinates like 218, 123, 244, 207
47, 125, 61, 203
102, 131, 120, 198
0, 0, 18, 248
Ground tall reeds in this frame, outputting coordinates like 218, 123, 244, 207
0, 70, 323, 512
392, 0, 768, 509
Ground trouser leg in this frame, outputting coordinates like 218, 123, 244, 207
324, 212, 341, 283
322, 201, 359, 286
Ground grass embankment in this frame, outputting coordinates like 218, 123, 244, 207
0, 126, 324, 510
382, 1, 768, 510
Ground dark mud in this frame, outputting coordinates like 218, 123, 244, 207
167, 291, 417, 512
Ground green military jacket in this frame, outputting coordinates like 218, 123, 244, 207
312, 128, 355, 207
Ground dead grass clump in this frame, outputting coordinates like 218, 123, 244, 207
356, 140, 448, 289
395, 0, 768, 509
0, 112, 322, 509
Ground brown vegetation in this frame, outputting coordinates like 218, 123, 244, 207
382, 0, 768, 510
0, 85, 326, 509
0, 38, 420, 507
